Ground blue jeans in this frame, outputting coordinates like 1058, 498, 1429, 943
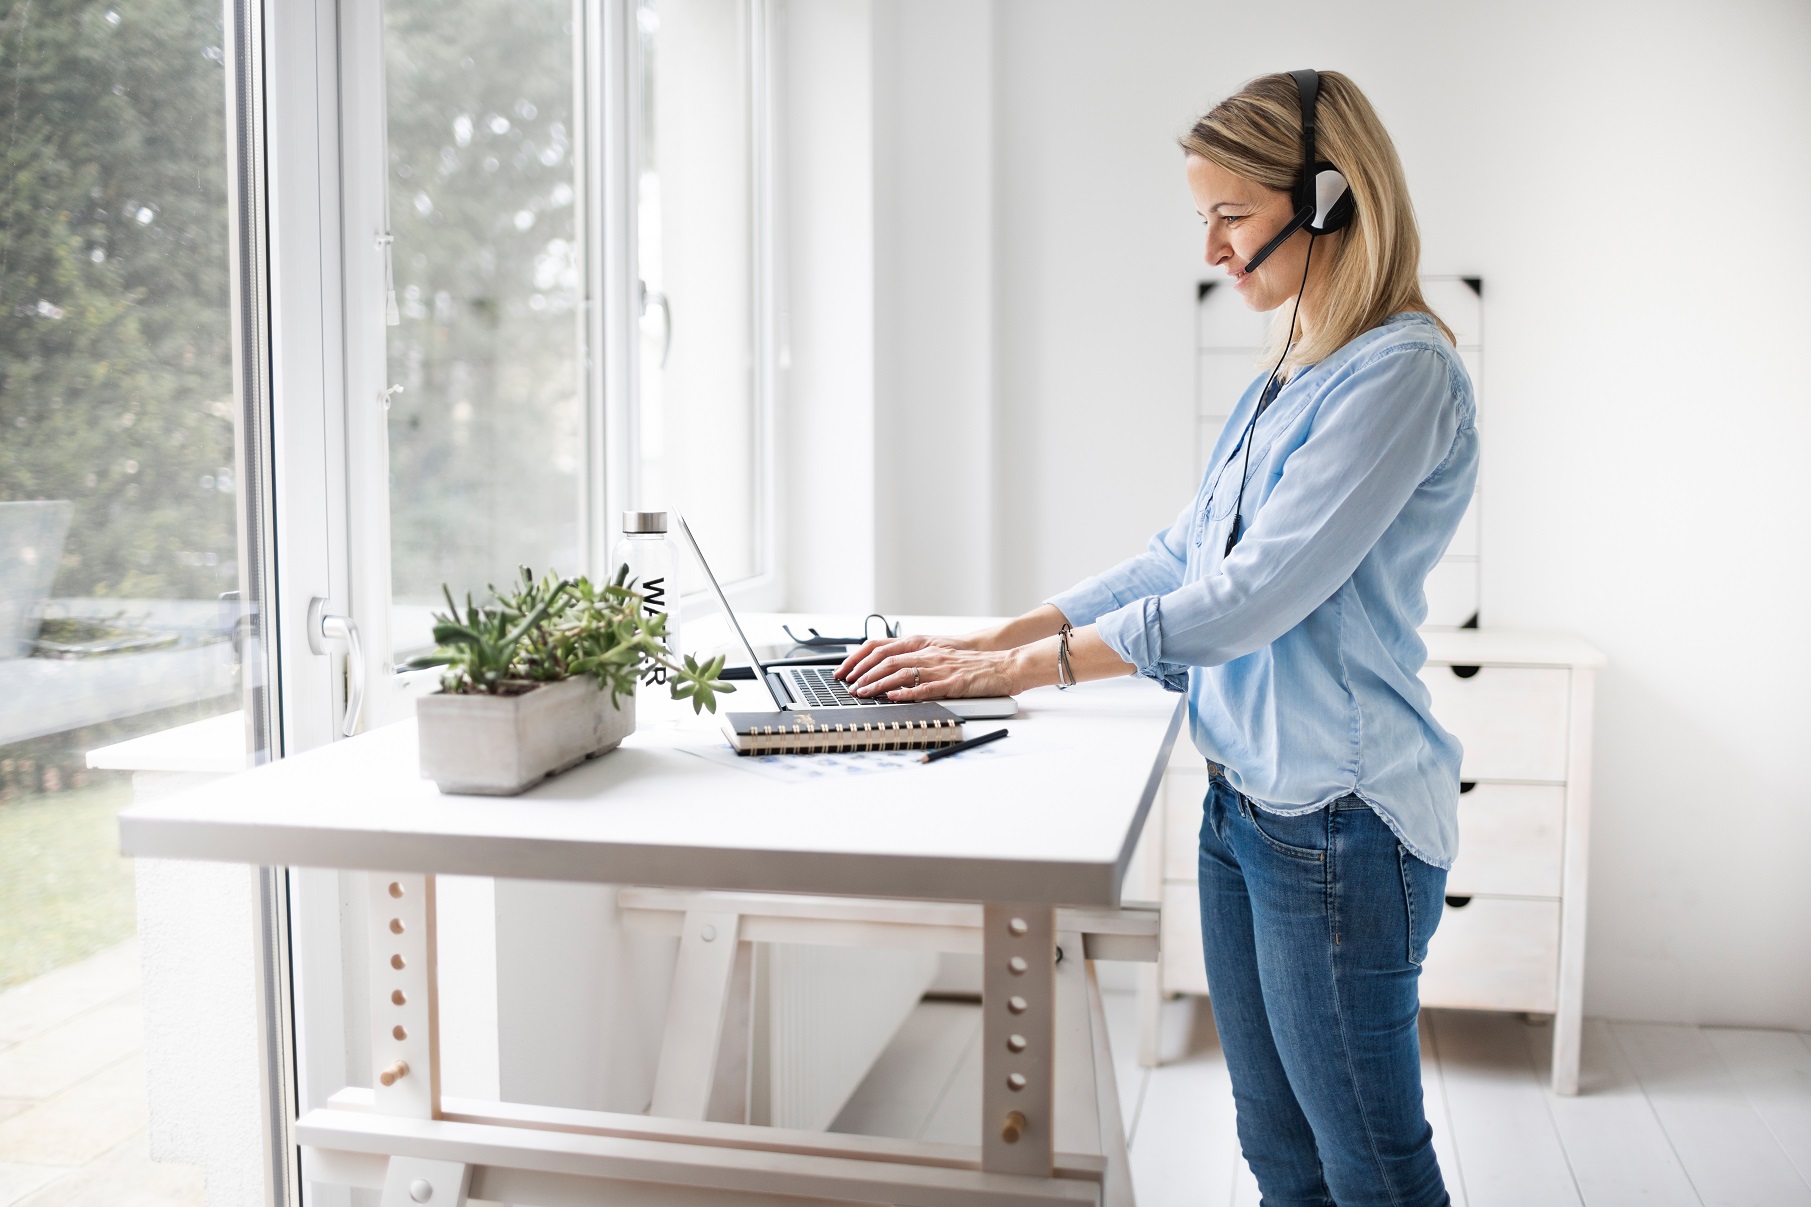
1197, 771, 1451, 1207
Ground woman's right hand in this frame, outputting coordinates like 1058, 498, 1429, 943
833, 607, 1064, 684
833, 631, 982, 686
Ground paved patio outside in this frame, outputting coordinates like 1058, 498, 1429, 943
0, 941, 203, 1207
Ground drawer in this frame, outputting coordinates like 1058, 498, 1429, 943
1421, 665, 1570, 782
1449, 784, 1564, 898
1419, 896, 1559, 1012
1160, 882, 1209, 996
1163, 769, 1209, 881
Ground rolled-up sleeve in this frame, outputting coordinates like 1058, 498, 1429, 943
1094, 345, 1462, 673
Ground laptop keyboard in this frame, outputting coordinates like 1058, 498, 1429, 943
792, 666, 892, 708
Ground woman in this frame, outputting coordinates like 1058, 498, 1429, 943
837, 69, 1471, 1206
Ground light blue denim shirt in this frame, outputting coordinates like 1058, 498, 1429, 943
1048, 312, 1478, 869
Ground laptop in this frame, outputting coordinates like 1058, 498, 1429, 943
673, 515, 1018, 720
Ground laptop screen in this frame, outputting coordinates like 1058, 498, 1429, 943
670, 515, 787, 709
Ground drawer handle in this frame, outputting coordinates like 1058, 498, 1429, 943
1444, 895, 1472, 909
1459, 781, 1476, 794
1450, 614, 1481, 678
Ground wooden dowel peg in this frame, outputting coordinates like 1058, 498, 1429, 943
1001, 1110, 1027, 1144
379, 1060, 410, 1087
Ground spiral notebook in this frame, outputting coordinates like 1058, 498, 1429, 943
721, 703, 966, 755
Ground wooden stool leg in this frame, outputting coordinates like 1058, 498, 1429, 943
379, 1156, 469, 1207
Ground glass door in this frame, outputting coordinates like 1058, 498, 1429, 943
0, 0, 311, 1199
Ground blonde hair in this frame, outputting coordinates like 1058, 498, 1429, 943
1180, 71, 1452, 370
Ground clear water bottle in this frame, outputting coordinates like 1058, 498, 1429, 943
612, 511, 679, 687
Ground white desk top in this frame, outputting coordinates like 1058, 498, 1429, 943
118, 678, 1184, 908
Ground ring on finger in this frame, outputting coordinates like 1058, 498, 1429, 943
912, 667, 921, 688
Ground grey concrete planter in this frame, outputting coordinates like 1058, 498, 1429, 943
417, 675, 636, 795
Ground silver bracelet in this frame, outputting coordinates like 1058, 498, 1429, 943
1056, 622, 1076, 690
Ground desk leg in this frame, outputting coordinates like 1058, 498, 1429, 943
1135, 963, 1161, 1068
982, 904, 1055, 1176
379, 1156, 469, 1207
368, 873, 441, 1119
1052, 929, 1100, 1159
1088, 962, 1137, 1207
650, 909, 744, 1119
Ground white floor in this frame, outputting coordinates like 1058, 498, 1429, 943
7, 946, 1810, 1206
833, 989, 1811, 1207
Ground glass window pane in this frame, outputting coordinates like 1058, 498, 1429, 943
0, 0, 261, 1193
383, 0, 583, 654
636, 0, 759, 588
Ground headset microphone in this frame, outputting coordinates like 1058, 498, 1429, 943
1241, 208, 1312, 276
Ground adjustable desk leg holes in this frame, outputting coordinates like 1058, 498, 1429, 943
983, 905, 1058, 1175
369, 873, 440, 1118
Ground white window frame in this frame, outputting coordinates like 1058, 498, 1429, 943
615, 0, 784, 616
230, 0, 360, 1200
332, 0, 783, 732
266, 5, 787, 1200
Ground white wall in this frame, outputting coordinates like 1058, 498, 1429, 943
780, 0, 878, 611
872, 0, 997, 615
854, 0, 1811, 1027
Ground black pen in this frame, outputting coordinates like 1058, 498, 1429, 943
920, 727, 1009, 764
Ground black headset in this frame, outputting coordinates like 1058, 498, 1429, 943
1222, 69, 1356, 556
1239, 69, 1356, 276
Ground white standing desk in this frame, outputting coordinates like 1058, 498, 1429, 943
119, 675, 1185, 1207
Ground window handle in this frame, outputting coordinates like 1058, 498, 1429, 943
307, 597, 365, 737
377, 233, 400, 327
640, 280, 672, 369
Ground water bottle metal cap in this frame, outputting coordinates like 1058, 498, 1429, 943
622, 511, 668, 534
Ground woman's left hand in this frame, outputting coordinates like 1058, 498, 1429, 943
844, 642, 1018, 702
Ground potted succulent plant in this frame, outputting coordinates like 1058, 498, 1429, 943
409, 567, 732, 795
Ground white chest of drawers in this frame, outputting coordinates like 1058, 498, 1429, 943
1134, 628, 1604, 1094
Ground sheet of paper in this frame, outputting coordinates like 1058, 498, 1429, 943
673, 724, 1022, 784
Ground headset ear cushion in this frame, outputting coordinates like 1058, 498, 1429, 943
1310, 167, 1355, 234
